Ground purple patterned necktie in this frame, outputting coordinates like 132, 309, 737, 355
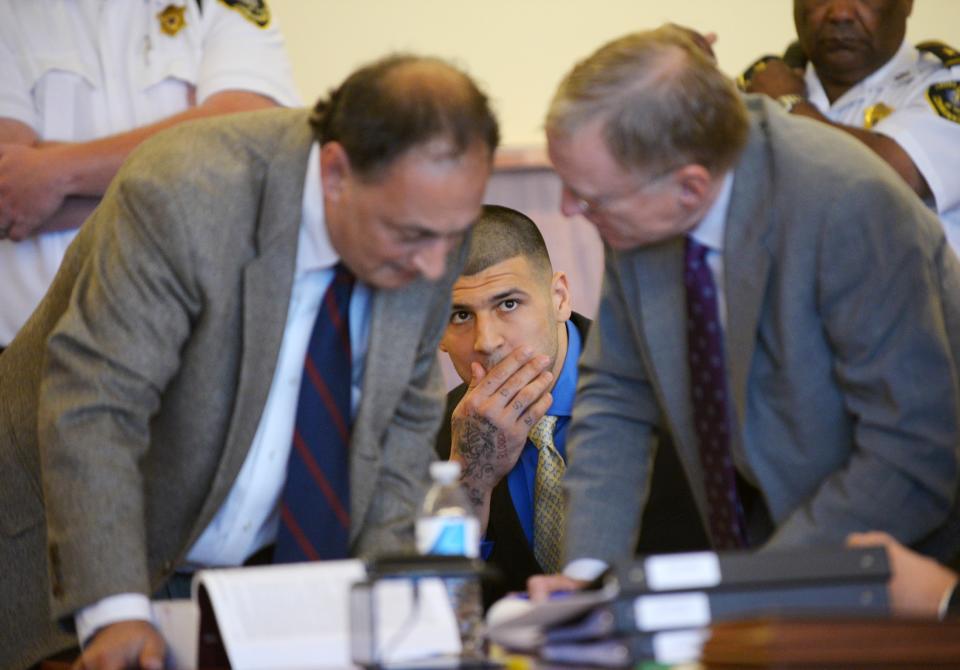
683, 236, 748, 550
274, 263, 355, 562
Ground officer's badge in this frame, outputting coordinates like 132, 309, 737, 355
217, 0, 270, 28
157, 5, 187, 36
927, 82, 960, 124
863, 103, 893, 129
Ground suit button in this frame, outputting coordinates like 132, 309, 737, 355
162, 560, 174, 572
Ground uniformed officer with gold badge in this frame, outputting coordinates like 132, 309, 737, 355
742, 0, 960, 254
0, 0, 301, 350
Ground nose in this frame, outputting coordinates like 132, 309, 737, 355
823, 0, 856, 21
473, 313, 503, 356
560, 186, 585, 218
411, 239, 450, 281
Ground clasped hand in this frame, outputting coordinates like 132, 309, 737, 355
0, 143, 71, 240
450, 346, 554, 511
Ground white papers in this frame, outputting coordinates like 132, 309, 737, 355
153, 600, 199, 670
188, 560, 460, 670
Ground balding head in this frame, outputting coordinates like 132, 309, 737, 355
546, 25, 748, 177
310, 55, 500, 181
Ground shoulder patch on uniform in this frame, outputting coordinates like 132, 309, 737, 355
927, 81, 960, 124
917, 41, 960, 68
217, 0, 270, 28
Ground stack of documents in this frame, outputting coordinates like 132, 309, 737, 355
155, 560, 462, 669
488, 546, 890, 667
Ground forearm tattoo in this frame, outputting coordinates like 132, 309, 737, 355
465, 486, 485, 510
453, 410, 510, 484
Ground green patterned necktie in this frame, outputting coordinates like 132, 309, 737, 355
530, 415, 564, 573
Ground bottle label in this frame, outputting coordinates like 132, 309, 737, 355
416, 516, 480, 558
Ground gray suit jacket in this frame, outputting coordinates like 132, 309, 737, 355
564, 96, 960, 566
0, 108, 463, 668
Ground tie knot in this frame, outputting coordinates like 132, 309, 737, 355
529, 415, 559, 451
684, 236, 709, 269
334, 262, 355, 287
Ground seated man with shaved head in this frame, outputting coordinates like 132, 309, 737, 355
435, 204, 706, 605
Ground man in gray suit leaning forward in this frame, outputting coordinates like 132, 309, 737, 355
0, 55, 498, 668
532, 25, 960, 593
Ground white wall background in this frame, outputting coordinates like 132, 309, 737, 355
270, 0, 960, 147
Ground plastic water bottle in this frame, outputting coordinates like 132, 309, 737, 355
416, 461, 484, 659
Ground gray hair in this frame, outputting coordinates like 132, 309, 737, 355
546, 25, 748, 176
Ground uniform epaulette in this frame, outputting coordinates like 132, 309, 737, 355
917, 41, 960, 68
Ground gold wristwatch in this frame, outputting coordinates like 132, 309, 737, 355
776, 94, 806, 113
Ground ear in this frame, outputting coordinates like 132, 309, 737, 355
551, 271, 573, 322
673, 164, 714, 216
319, 141, 352, 201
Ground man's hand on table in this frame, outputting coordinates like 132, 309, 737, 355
72, 620, 165, 670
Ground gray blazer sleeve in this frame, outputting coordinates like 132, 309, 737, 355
563, 248, 662, 565
766, 175, 960, 548
39, 172, 202, 616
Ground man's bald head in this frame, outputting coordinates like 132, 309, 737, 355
310, 55, 500, 181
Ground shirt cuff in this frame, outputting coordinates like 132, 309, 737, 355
75, 593, 154, 647
563, 558, 608, 582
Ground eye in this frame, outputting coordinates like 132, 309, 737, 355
449, 310, 472, 325
500, 299, 519, 312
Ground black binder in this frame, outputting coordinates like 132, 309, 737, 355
614, 546, 889, 594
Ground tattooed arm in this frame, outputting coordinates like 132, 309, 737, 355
449, 347, 554, 533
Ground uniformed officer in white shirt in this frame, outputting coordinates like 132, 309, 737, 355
0, 0, 301, 347
742, 0, 960, 253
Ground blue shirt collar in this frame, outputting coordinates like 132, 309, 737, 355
548, 319, 581, 417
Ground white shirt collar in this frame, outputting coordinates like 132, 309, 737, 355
690, 171, 735, 253
296, 143, 340, 274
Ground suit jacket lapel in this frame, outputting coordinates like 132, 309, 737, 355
723, 108, 774, 429
189, 113, 313, 541
631, 241, 706, 503
349, 281, 429, 543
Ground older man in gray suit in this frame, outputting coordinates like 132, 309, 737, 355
531, 25, 960, 593
0, 55, 498, 669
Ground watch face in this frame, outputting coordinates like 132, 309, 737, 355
777, 94, 805, 113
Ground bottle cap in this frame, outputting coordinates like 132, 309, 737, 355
429, 460, 461, 484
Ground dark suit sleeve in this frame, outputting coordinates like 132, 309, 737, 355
435, 384, 466, 461
948, 582, 960, 618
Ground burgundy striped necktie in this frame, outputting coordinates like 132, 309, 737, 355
683, 237, 748, 550
274, 263, 355, 562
